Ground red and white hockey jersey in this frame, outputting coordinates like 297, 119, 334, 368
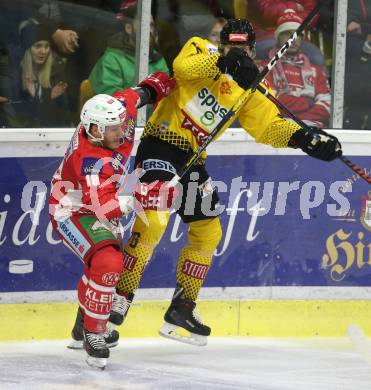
263, 50, 331, 127
50, 124, 134, 222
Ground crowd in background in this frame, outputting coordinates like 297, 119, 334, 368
0, 0, 368, 130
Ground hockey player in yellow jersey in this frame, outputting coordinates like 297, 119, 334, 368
109, 19, 342, 346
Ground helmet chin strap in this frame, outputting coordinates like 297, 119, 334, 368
85, 123, 105, 144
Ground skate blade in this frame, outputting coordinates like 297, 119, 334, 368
106, 340, 119, 348
159, 322, 208, 346
67, 339, 83, 349
86, 356, 107, 370
67, 339, 118, 349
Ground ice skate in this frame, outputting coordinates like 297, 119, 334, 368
83, 329, 109, 370
67, 308, 119, 349
159, 296, 210, 346
109, 292, 134, 327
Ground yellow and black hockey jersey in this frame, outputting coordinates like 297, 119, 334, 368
142, 36, 301, 160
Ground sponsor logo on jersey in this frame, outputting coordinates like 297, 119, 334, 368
142, 159, 176, 174
181, 111, 209, 146
81, 157, 103, 176
207, 43, 218, 55
102, 272, 120, 286
123, 251, 137, 271
57, 219, 90, 258
181, 260, 209, 280
135, 182, 176, 211
111, 151, 126, 172
184, 87, 228, 130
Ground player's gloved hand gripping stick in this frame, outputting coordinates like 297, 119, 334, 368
255, 84, 371, 185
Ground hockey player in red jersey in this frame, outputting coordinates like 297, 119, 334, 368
49, 71, 174, 369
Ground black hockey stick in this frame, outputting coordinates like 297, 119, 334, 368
169, 0, 327, 185
256, 84, 371, 185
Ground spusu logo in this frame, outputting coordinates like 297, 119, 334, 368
185, 88, 228, 129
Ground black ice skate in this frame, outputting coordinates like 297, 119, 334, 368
109, 292, 134, 327
67, 307, 119, 349
159, 296, 211, 346
83, 329, 109, 370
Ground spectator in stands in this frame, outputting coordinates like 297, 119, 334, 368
2, 0, 125, 122
262, 10, 331, 127
343, 0, 371, 129
89, 3, 169, 95
3, 23, 72, 127
233, 0, 324, 64
208, 17, 227, 44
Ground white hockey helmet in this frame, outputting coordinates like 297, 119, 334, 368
80, 94, 126, 142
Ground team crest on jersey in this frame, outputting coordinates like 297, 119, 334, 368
220, 81, 232, 95
81, 157, 103, 176
111, 151, 126, 173
360, 191, 371, 232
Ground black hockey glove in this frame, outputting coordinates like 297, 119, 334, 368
217, 47, 259, 90
289, 127, 342, 161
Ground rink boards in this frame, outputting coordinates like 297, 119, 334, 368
0, 128, 370, 340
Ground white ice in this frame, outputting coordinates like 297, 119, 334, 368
0, 337, 371, 390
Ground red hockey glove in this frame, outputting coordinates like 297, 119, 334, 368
137, 71, 175, 105
112, 88, 140, 118
112, 88, 139, 143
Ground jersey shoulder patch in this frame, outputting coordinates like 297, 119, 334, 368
206, 43, 218, 55
111, 151, 126, 173
81, 157, 103, 176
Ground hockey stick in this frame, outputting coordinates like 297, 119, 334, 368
256, 84, 371, 185
169, 0, 327, 185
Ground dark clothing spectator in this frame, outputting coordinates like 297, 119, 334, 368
3, 23, 72, 127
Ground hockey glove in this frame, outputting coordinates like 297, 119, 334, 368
136, 71, 175, 106
112, 88, 140, 115
112, 89, 138, 143
217, 47, 259, 89
289, 127, 342, 161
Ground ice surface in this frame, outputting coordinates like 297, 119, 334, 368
0, 337, 370, 390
